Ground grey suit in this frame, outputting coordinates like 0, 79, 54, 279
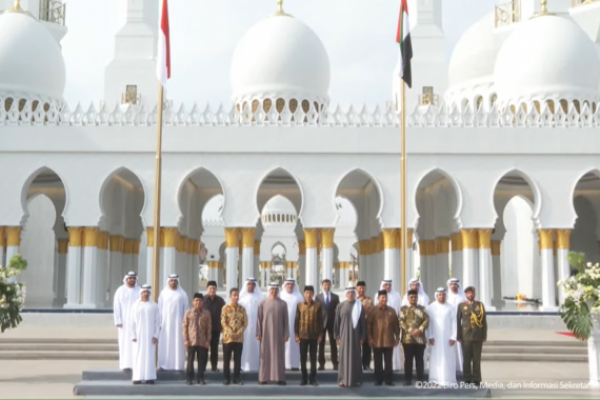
315, 291, 339, 368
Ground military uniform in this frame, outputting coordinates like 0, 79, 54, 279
457, 300, 487, 384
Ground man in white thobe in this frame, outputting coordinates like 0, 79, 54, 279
158, 274, 189, 371
238, 278, 263, 372
447, 277, 466, 372
113, 271, 140, 371
426, 287, 458, 386
373, 279, 402, 371
130, 284, 161, 384
281, 279, 303, 370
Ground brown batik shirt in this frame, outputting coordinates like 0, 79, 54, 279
221, 304, 248, 344
367, 305, 400, 348
398, 304, 429, 345
182, 307, 212, 347
294, 300, 323, 340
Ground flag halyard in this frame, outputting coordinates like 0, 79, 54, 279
157, 0, 171, 88
397, 0, 412, 88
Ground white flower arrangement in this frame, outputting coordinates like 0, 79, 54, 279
559, 252, 600, 340
0, 255, 28, 333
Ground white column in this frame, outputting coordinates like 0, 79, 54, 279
298, 240, 306, 285
110, 235, 124, 301
491, 240, 503, 308
161, 228, 178, 290
304, 229, 319, 289
207, 261, 219, 287
217, 262, 224, 288
419, 240, 433, 293
0, 227, 5, 270
477, 229, 495, 310
405, 229, 415, 283
224, 228, 240, 291
253, 239, 261, 280
358, 240, 368, 283
588, 313, 600, 388
54, 238, 68, 307
260, 261, 270, 288
373, 235, 384, 286
556, 230, 571, 305
339, 261, 350, 287
132, 239, 140, 283
382, 229, 400, 285
461, 230, 479, 290
539, 229, 557, 311
451, 233, 463, 283
4, 227, 22, 283
241, 228, 255, 283
320, 228, 335, 282
144, 229, 154, 289
64, 228, 83, 308
436, 237, 450, 288
81, 228, 99, 308
95, 232, 109, 307
122, 239, 134, 279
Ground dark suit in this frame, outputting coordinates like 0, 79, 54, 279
315, 291, 339, 368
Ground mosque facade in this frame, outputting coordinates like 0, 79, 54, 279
1, 0, 600, 313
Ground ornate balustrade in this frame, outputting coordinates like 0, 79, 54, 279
495, 1, 521, 28
39, 0, 66, 26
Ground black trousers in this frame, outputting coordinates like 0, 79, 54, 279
462, 340, 483, 383
300, 339, 318, 383
223, 342, 243, 382
362, 341, 372, 369
373, 347, 393, 384
204, 331, 220, 371
318, 325, 338, 367
402, 343, 426, 383
187, 346, 208, 381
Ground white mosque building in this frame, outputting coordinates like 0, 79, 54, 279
1, 0, 600, 313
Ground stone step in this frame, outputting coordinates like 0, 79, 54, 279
482, 346, 587, 355
0, 338, 116, 344
0, 344, 119, 351
73, 380, 492, 398
480, 353, 587, 362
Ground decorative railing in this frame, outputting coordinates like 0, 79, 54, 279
495, 1, 521, 28
571, 0, 600, 7
419, 94, 440, 106
39, 0, 66, 26
1, 95, 600, 128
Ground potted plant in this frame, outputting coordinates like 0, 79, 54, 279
558, 252, 600, 387
0, 255, 28, 333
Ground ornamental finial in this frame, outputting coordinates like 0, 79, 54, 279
3, 0, 34, 17
271, 0, 292, 18
531, 0, 553, 19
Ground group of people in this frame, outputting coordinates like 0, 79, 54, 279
113, 271, 488, 388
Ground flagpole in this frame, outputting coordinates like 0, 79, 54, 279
151, 84, 164, 303
400, 79, 407, 298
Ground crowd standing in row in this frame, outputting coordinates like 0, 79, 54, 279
113, 272, 488, 387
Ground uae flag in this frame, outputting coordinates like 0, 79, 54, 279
397, 0, 412, 88
157, 0, 171, 87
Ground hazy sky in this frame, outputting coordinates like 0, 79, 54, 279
61, 0, 496, 107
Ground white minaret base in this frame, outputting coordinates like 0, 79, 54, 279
540, 249, 558, 311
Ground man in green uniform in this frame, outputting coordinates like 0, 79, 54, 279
456, 286, 487, 385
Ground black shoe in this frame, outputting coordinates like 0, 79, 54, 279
211, 368, 219, 372
132, 380, 142, 385
144, 380, 154, 385
233, 379, 243, 385
386, 382, 395, 386
333, 364, 339, 370
363, 366, 372, 371
311, 381, 318, 386
318, 366, 325, 371
223, 380, 230, 385
259, 381, 267, 385
198, 379, 205, 385
277, 381, 287, 386
375, 382, 382, 386
300, 381, 307, 386
186, 380, 193, 385
403, 381, 412, 386
291, 368, 299, 371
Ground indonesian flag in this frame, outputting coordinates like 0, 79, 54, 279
397, 0, 413, 88
157, 0, 171, 87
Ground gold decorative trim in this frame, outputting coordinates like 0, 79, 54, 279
6, 227, 22, 247
68, 227, 84, 248
382, 229, 399, 249
110, 235, 124, 252
491, 240, 501, 256
132, 239, 141, 255
304, 229, 319, 249
224, 228, 240, 248
297, 240, 306, 255
538, 229, 554, 249
478, 229, 493, 249
83, 228, 99, 248
57, 238, 69, 254
162, 228, 179, 248
207, 261, 219, 268
461, 229, 479, 249
556, 230, 571, 250
320, 229, 335, 249
123, 239, 134, 255
435, 237, 450, 254
451, 232, 463, 252
241, 228, 256, 248
97, 231, 109, 250
339, 261, 350, 270
146, 227, 155, 247
254, 239, 261, 255
0, 227, 5, 248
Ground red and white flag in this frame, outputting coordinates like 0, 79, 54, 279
157, 0, 171, 87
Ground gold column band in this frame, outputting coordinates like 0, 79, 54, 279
162, 228, 178, 248
241, 228, 256, 248
110, 235, 124, 252
382, 229, 399, 249
146, 227, 155, 247
304, 229, 318, 248
6, 227, 22, 247
461, 229, 478, 249
97, 231, 110, 250
68, 227, 84, 247
83, 227, 99, 247
491, 240, 501, 256
57, 238, 69, 254
538, 229, 554, 249
401, 229, 414, 249
207, 261, 219, 268
260, 261, 271, 268
340, 261, 350, 269
0, 227, 5, 248
123, 239, 134, 255
297, 240, 306, 255
321, 229, 335, 249
132, 239, 141, 255
556, 229, 571, 250
224, 228, 240, 248
478, 229, 492, 249
254, 239, 261, 255
451, 232, 463, 252
435, 237, 450, 254
419, 240, 435, 256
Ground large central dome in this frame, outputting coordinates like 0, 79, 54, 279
230, 10, 330, 117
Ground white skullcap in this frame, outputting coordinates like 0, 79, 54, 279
436, 287, 446, 293
268, 282, 280, 288
140, 284, 151, 292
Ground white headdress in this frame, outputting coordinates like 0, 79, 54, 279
374, 278, 400, 306
408, 278, 429, 300
140, 284, 151, 293
122, 271, 138, 285
446, 277, 467, 304
239, 278, 263, 302
345, 286, 362, 329
280, 279, 303, 303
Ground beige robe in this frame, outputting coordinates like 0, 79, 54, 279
256, 298, 289, 382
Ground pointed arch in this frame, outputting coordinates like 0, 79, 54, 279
21, 166, 68, 219
99, 167, 147, 219
492, 168, 541, 220
177, 167, 225, 217
255, 167, 304, 219
413, 168, 463, 221
334, 168, 384, 220
570, 169, 600, 200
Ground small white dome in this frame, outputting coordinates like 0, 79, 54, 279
261, 195, 297, 226
231, 14, 330, 107
0, 12, 66, 101
494, 15, 600, 106
448, 12, 499, 88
